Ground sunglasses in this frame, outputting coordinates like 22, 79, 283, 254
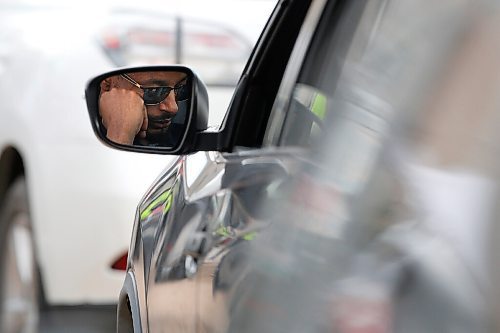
120, 73, 189, 105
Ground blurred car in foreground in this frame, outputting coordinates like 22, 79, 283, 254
84, 0, 500, 332
0, 1, 272, 331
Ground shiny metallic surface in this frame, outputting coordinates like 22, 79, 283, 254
123, 146, 302, 332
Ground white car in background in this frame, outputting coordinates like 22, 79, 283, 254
0, 0, 274, 331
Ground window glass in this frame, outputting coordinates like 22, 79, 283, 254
280, 0, 389, 150
280, 0, 479, 198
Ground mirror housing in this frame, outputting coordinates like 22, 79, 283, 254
85, 65, 209, 154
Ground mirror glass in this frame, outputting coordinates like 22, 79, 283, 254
98, 70, 191, 148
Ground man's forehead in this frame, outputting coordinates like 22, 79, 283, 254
130, 71, 187, 85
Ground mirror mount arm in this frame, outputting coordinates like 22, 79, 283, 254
192, 131, 227, 152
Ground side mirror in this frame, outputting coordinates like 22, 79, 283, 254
85, 66, 209, 154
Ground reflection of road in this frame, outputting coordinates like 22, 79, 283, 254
39, 305, 115, 333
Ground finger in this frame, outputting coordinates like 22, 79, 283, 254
100, 78, 111, 92
107, 75, 123, 89
116, 76, 142, 98
141, 105, 148, 132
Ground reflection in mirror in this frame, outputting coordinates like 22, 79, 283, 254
98, 70, 191, 147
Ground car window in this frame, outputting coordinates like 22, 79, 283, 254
279, 0, 389, 150
278, 0, 473, 195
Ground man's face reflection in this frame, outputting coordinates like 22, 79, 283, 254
126, 71, 188, 139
